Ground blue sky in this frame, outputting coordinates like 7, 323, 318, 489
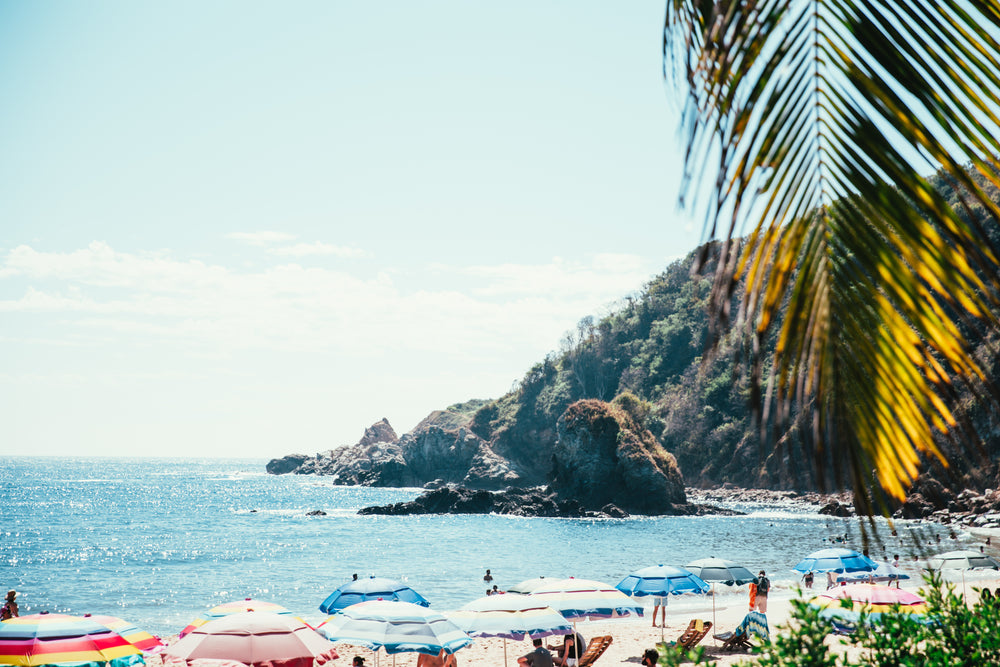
0, 1, 702, 458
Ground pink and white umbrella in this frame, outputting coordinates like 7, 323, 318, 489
164, 611, 338, 667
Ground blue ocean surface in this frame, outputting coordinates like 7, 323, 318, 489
0, 457, 946, 638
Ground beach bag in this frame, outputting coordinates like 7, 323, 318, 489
758, 577, 770, 595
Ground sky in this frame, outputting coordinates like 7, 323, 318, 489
0, 1, 704, 458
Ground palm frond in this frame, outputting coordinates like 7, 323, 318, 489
665, 0, 1000, 506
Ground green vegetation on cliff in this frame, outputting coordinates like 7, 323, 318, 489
462, 164, 1000, 496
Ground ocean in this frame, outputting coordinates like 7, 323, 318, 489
0, 457, 952, 638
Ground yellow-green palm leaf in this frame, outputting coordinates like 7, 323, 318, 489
665, 0, 1000, 507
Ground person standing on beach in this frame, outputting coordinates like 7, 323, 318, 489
755, 571, 770, 613
1, 591, 18, 620
651, 595, 666, 627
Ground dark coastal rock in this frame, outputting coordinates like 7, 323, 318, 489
358, 418, 399, 447
357, 487, 600, 517
265, 454, 312, 475
819, 501, 853, 517
306, 509, 327, 516
357, 486, 741, 518
551, 399, 687, 514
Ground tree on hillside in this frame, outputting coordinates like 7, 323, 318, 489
664, 1, 1000, 513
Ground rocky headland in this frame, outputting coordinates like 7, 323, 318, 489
268, 396, 699, 517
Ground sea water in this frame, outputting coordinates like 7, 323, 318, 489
0, 457, 957, 637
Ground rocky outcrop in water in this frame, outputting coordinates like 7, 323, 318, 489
551, 399, 687, 514
357, 486, 737, 518
266, 418, 524, 489
268, 398, 696, 514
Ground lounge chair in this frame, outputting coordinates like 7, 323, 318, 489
713, 611, 769, 652
712, 629, 752, 652
666, 619, 713, 651
576, 635, 613, 667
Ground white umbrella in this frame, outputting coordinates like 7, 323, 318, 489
318, 600, 471, 656
447, 595, 571, 666
506, 577, 554, 595
927, 550, 1000, 598
529, 578, 643, 621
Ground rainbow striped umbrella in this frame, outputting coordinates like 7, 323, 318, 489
0, 613, 145, 667
178, 599, 296, 638
529, 578, 644, 622
83, 616, 164, 655
318, 600, 471, 656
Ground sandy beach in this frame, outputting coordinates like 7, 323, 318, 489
147, 580, 950, 667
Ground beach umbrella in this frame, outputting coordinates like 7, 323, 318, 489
683, 558, 756, 640
529, 578, 644, 622
615, 566, 711, 597
164, 611, 338, 667
927, 550, 1000, 598
317, 600, 471, 656
83, 616, 165, 654
927, 550, 1000, 571
179, 599, 297, 638
836, 562, 910, 585
0, 613, 145, 667
505, 578, 554, 595
683, 558, 756, 586
319, 577, 430, 615
811, 584, 928, 629
793, 548, 877, 575
447, 595, 571, 666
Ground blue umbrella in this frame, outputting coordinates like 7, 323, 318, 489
615, 565, 711, 597
319, 576, 430, 614
793, 548, 877, 575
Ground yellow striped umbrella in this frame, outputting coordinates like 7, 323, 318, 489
0, 613, 144, 667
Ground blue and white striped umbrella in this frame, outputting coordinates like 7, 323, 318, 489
317, 600, 471, 656
529, 578, 644, 622
447, 595, 571, 640
793, 548, 877, 574
319, 577, 430, 614
616, 565, 711, 597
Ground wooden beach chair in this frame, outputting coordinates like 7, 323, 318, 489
713, 610, 769, 652
576, 635, 613, 667
713, 629, 752, 652
668, 619, 713, 651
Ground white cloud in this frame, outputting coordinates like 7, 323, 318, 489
225, 231, 298, 246
268, 242, 369, 258
0, 243, 660, 363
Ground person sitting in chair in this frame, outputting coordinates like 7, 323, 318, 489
518, 638, 553, 667
548, 632, 585, 667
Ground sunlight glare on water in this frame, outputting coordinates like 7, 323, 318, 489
0, 457, 949, 636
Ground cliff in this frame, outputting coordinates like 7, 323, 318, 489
267, 396, 692, 514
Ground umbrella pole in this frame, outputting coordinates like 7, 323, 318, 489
661, 596, 666, 642
712, 583, 717, 646
503, 638, 508, 667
